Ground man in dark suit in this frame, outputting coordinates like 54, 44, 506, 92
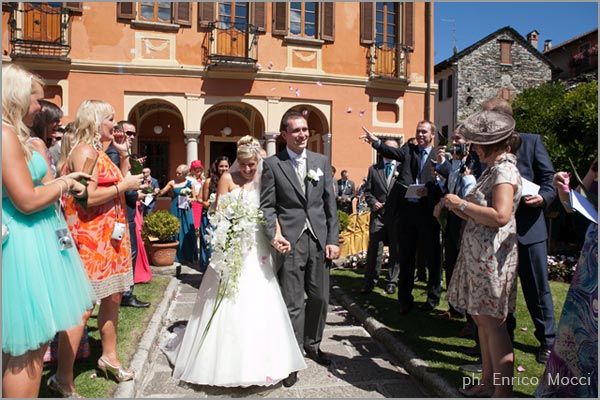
361, 122, 443, 314
361, 139, 401, 294
336, 169, 355, 214
482, 97, 557, 363
108, 121, 150, 308
261, 111, 340, 387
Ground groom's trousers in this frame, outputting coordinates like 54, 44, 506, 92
277, 230, 329, 354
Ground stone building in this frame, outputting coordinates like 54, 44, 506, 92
434, 26, 554, 137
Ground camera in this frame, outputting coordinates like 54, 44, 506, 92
449, 143, 468, 157
56, 228, 74, 251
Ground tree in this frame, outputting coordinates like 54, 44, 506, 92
512, 81, 598, 177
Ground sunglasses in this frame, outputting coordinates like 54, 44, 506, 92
125, 131, 137, 137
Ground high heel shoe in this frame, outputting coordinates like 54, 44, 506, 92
458, 384, 493, 398
97, 357, 135, 382
47, 374, 84, 398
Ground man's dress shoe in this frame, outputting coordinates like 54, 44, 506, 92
536, 344, 552, 364
282, 372, 298, 387
305, 348, 332, 366
121, 295, 150, 308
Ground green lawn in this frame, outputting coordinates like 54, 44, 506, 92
39, 276, 171, 398
331, 267, 569, 398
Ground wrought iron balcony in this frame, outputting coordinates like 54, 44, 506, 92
204, 22, 259, 71
9, 3, 71, 61
368, 43, 410, 81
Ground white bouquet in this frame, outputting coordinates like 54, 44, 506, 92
198, 190, 263, 350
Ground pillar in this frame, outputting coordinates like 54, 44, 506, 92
184, 130, 201, 165
264, 131, 279, 157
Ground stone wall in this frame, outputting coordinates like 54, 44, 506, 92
456, 31, 552, 119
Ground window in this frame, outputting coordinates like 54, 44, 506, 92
438, 79, 444, 101
218, 2, 248, 30
140, 1, 171, 23
272, 2, 334, 42
499, 40, 513, 65
117, 2, 192, 27
447, 75, 453, 98
375, 2, 398, 48
290, 2, 316, 38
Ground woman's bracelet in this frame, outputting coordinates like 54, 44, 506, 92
56, 177, 71, 196
114, 183, 120, 198
52, 180, 64, 201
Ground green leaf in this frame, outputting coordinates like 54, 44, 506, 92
130, 157, 143, 175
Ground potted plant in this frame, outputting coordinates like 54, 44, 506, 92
142, 210, 180, 266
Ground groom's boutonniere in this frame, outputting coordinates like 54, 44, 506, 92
306, 168, 324, 183
393, 170, 399, 178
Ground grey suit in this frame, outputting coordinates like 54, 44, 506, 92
362, 160, 399, 289
261, 149, 339, 353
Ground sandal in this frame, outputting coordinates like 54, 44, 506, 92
458, 384, 493, 398
47, 374, 84, 398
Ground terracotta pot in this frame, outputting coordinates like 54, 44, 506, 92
147, 241, 179, 266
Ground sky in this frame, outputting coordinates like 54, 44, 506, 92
434, 2, 599, 64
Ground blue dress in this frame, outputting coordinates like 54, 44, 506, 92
535, 222, 598, 398
169, 181, 196, 264
2, 151, 95, 356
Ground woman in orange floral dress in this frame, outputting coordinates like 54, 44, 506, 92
57, 100, 144, 386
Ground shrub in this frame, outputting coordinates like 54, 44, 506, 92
337, 209, 350, 233
547, 254, 578, 283
142, 210, 180, 242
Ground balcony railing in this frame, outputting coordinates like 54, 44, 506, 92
205, 22, 259, 70
368, 43, 410, 81
9, 3, 71, 61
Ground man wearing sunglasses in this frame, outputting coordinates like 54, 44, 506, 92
109, 121, 151, 308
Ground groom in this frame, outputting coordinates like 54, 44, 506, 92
261, 111, 340, 387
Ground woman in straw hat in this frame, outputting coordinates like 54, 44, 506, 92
440, 110, 522, 397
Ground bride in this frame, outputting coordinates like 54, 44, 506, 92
161, 136, 306, 387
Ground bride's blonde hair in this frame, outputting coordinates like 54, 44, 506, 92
237, 135, 262, 160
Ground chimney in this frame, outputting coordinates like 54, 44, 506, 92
544, 40, 552, 52
527, 30, 539, 50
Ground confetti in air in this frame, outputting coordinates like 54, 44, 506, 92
346, 107, 353, 113
359, 110, 365, 117
302, 109, 309, 116
256, 63, 262, 71
316, 81, 323, 86
268, 61, 273, 70
289, 85, 294, 91
295, 89, 301, 97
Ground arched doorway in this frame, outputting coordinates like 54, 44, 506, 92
201, 102, 265, 168
276, 105, 329, 154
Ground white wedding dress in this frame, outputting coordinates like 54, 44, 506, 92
161, 187, 306, 387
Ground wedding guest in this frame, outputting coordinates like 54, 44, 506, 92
59, 100, 143, 385
30, 99, 63, 176
199, 156, 229, 272
188, 159, 205, 231
158, 164, 196, 264
535, 156, 597, 398
162, 136, 306, 386
2, 64, 94, 398
443, 111, 522, 397
140, 167, 160, 216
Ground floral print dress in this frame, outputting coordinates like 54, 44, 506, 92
446, 153, 522, 319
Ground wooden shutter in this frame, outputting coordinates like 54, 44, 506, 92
320, 2, 334, 42
251, 2, 266, 32
402, 2, 414, 49
63, 2, 82, 12
173, 2, 192, 26
117, 2, 136, 19
500, 42, 512, 64
272, 2, 287, 36
197, 2, 215, 28
360, 2, 374, 45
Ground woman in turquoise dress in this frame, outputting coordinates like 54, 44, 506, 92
158, 164, 196, 264
535, 158, 598, 398
2, 64, 95, 398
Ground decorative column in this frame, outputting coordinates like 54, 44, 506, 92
264, 131, 279, 157
183, 130, 201, 165
322, 132, 332, 162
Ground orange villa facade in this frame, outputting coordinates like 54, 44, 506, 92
2, 2, 435, 187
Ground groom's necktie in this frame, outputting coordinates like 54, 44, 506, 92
295, 156, 306, 192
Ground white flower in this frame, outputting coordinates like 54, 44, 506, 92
180, 187, 192, 197
307, 167, 324, 182
393, 171, 399, 178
